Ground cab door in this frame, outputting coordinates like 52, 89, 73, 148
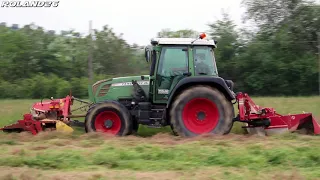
153, 46, 189, 103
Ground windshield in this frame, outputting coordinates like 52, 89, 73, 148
193, 46, 218, 76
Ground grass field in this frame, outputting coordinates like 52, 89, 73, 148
0, 97, 319, 180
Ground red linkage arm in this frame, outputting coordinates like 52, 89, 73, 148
61, 95, 72, 122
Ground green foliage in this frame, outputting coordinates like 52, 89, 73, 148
157, 28, 199, 38
0, 74, 86, 99
207, 1, 320, 96
0, 0, 319, 98
0, 24, 148, 99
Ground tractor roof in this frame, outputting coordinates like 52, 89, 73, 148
151, 38, 217, 48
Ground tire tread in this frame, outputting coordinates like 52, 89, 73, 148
169, 85, 233, 137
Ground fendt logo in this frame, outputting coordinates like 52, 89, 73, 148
1, 1, 59, 7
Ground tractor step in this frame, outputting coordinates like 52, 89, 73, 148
147, 126, 162, 129
147, 123, 163, 128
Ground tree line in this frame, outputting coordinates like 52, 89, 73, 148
0, 0, 319, 99
0, 24, 149, 98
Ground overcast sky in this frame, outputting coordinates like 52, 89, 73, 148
0, 0, 249, 45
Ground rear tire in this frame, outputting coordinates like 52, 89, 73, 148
170, 85, 234, 137
85, 101, 132, 136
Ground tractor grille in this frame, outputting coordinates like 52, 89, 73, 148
98, 84, 111, 97
92, 79, 110, 96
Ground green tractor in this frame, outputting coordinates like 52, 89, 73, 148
85, 34, 236, 137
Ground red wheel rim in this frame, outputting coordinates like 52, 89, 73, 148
182, 98, 219, 134
94, 111, 121, 134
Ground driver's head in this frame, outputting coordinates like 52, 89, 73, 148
195, 53, 205, 63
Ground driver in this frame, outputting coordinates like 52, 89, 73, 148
194, 53, 210, 75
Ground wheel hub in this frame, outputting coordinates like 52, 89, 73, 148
197, 111, 206, 121
94, 110, 121, 134
182, 98, 220, 134
104, 119, 113, 129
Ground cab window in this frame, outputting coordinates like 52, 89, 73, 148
193, 46, 217, 76
157, 46, 188, 77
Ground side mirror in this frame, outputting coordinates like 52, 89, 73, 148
144, 47, 152, 62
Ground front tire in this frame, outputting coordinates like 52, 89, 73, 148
85, 101, 132, 136
170, 85, 234, 137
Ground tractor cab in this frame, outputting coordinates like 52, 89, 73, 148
144, 33, 219, 103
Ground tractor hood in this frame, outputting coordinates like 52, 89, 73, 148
89, 75, 150, 103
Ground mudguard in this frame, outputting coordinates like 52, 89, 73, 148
166, 76, 235, 108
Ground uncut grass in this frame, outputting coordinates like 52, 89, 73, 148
0, 132, 319, 179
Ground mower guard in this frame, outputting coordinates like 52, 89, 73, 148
265, 113, 320, 135
55, 120, 74, 133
